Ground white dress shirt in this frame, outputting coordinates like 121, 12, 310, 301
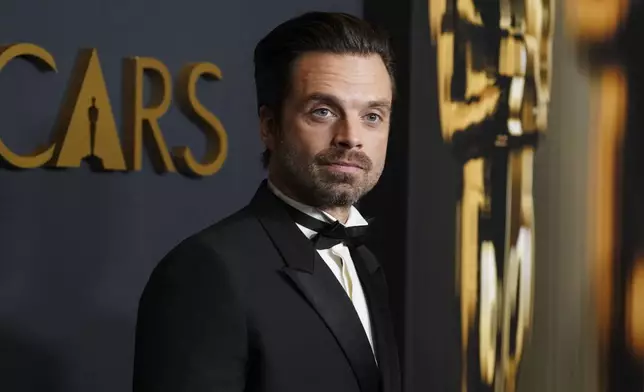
267, 181, 375, 356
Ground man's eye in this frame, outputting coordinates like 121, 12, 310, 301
312, 108, 333, 117
365, 113, 382, 123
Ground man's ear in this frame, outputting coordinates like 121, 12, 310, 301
259, 105, 277, 152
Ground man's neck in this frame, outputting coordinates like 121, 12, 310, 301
267, 175, 351, 224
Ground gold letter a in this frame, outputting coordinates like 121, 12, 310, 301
51, 48, 126, 170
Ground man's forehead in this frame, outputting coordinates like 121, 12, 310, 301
289, 53, 393, 105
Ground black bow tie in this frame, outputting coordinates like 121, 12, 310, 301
283, 203, 370, 250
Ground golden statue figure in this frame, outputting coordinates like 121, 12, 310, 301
429, 1, 554, 391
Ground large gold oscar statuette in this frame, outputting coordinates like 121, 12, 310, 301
429, 1, 554, 391
566, 0, 644, 390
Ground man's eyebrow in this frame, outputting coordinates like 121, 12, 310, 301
367, 100, 392, 112
303, 93, 343, 106
304, 93, 392, 112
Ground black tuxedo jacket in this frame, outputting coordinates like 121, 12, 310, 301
133, 181, 401, 392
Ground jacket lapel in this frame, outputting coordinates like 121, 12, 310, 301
249, 182, 381, 392
352, 246, 401, 392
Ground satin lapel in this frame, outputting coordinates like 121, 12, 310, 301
352, 245, 401, 392
282, 264, 380, 392
249, 182, 380, 392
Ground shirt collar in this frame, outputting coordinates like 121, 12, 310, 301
267, 180, 368, 231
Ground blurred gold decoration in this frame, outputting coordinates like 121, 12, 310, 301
565, 0, 629, 43
566, 0, 644, 390
429, 1, 554, 391
627, 257, 644, 359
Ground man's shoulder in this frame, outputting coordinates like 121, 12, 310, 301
147, 205, 264, 284
175, 204, 264, 257
197, 205, 258, 239
149, 181, 285, 280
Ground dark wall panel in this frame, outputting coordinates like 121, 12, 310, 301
406, 0, 461, 390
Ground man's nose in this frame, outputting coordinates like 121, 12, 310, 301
332, 117, 363, 149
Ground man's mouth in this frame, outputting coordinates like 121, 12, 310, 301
322, 161, 364, 173
325, 161, 363, 168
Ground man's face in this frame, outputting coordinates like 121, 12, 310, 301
261, 52, 393, 208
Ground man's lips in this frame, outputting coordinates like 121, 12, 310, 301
322, 161, 364, 169
320, 161, 365, 174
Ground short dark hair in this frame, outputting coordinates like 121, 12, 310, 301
253, 11, 395, 168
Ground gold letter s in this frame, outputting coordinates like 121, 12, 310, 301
174, 62, 228, 177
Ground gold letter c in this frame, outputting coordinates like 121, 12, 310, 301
0, 43, 57, 169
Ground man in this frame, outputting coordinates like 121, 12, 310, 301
133, 11, 400, 392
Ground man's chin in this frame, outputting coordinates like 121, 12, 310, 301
313, 183, 363, 206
